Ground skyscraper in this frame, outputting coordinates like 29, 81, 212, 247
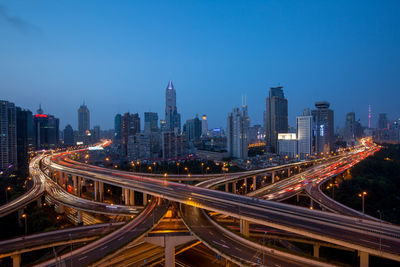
227, 106, 250, 159
345, 112, 356, 140
0, 100, 17, 172
16, 107, 34, 173
312, 102, 334, 154
78, 103, 90, 142
378, 113, 388, 129
144, 112, 159, 134
63, 124, 74, 146
33, 106, 59, 149
121, 112, 140, 156
114, 114, 122, 143
265, 86, 288, 153
201, 115, 208, 136
184, 115, 202, 143
296, 109, 313, 160
165, 81, 181, 133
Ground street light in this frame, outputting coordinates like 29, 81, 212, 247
5, 186, 11, 203
358, 191, 367, 214
21, 214, 27, 236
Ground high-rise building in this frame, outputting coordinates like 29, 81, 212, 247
227, 106, 250, 159
78, 103, 90, 142
33, 106, 59, 149
296, 109, 313, 160
278, 133, 297, 158
92, 125, 101, 143
144, 112, 159, 134
165, 81, 181, 133
16, 107, 34, 173
378, 113, 388, 129
312, 102, 334, 154
265, 86, 288, 153
121, 113, 140, 156
184, 115, 202, 143
127, 133, 151, 160
201, 115, 208, 136
0, 100, 17, 172
63, 124, 74, 146
248, 125, 264, 144
114, 114, 122, 143
161, 132, 186, 160
345, 112, 356, 140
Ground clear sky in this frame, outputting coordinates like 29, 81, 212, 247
1, 0, 399, 131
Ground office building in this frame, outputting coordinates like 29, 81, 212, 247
144, 112, 159, 134
0, 100, 17, 172
265, 86, 288, 153
161, 132, 186, 160
296, 109, 313, 160
16, 107, 34, 173
127, 133, 151, 160
33, 106, 59, 149
248, 124, 264, 144
312, 101, 334, 154
201, 115, 208, 136
78, 103, 90, 142
165, 81, 181, 133
184, 115, 202, 143
121, 112, 140, 156
378, 113, 388, 129
92, 125, 101, 143
63, 124, 74, 146
114, 114, 122, 143
227, 106, 250, 159
277, 133, 297, 158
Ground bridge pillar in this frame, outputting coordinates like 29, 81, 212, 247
272, 172, 275, 183
18, 209, 24, 227
143, 193, 148, 206
144, 235, 196, 267
225, 183, 229, 192
239, 219, 249, 237
358, 251, 369, 267
77, 211, 83, 225
72, 175, 78, 195
313, 244, 320, 258
287, 168, 291, 177
78, 176, 82, 197
232, 182, 237, 194
124, 188, 130, 205
11, 254, 21, 267
296, 192, 300, 202
310, 198, 314, 209
252, 176, 257, 190
99, 182, 104, 202
94, 181, 99, 201
130, 190, 135, 206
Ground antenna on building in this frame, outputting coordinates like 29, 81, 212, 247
368, 104, 371, 128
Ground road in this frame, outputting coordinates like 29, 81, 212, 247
37, 197, 169, 266
44, 149, 400, 262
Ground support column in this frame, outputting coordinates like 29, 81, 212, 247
232, 182, 237, 194
239, 219, 249, 237
77, 211, 83, 225
11, 254, 21, 267
313, 244, 320, 258
272, 172, 275, 183
18, 209, 23, 227
359, 251, 369, 267
99, 182, 104, 202
310, 198, 314, 209
130, 190, 135, 206
36, 198, 41, 207
124, 188, 130, 205
77, 177, 82, 197
225, 183, 229, 192
165, 239, 175, 267
252, 176, 257, 191
72, 176, 77, 195
296, 192, 300, 202
287, 168, 291, 177
94, 181, 99, 201
143, 193, 148, 206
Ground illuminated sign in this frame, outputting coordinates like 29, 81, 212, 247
35, 114, 48, 118
278, 133, 297, 140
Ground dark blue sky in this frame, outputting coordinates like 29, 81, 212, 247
1, 0, 399, 130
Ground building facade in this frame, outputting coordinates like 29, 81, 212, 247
63, 124, 74, 146
144, 112, 159, 134
33, 106, 59, 149
165, 81, 181, 133
265, 86, 288, 153
227, 106, 250, 159
161, 132, 186, 160
201, 115, 208, 136
277, 133, 297, 158
121, 112, 140, 157
0, 100, 17, 172
78, 103, 90, 142
296, 110, 313, 160
312, 101, 334, 154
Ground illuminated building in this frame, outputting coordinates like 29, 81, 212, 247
33, 105, 59, 149
296, 109, 313, 159
312, 101, 334, 154
277, 133, 297, 158
165, 81, 181, 133
78, 102, 90, 142
227, 105, 250, 159
0, 100, 17, 172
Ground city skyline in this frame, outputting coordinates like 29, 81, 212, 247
1, 1, 399, 130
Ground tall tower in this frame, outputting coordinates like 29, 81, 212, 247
296, 109, 313, 160
368, 104, 371, 129
265, 86, 288, 153
312, 101, 334, 154
227, 105, 250, 160
78, 102, 90, 141
0, 100, 17, 171
165, 81, 181, 133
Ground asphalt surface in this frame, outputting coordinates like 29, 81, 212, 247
37, 198, 169, 266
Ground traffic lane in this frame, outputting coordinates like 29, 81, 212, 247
0, 223, 120, 253
181, 205, 305, 267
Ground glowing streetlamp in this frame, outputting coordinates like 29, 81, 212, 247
358, 191, 367, 214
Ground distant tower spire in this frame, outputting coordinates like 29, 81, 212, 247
37, 104, 43, 114
368, 104, 371, 128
